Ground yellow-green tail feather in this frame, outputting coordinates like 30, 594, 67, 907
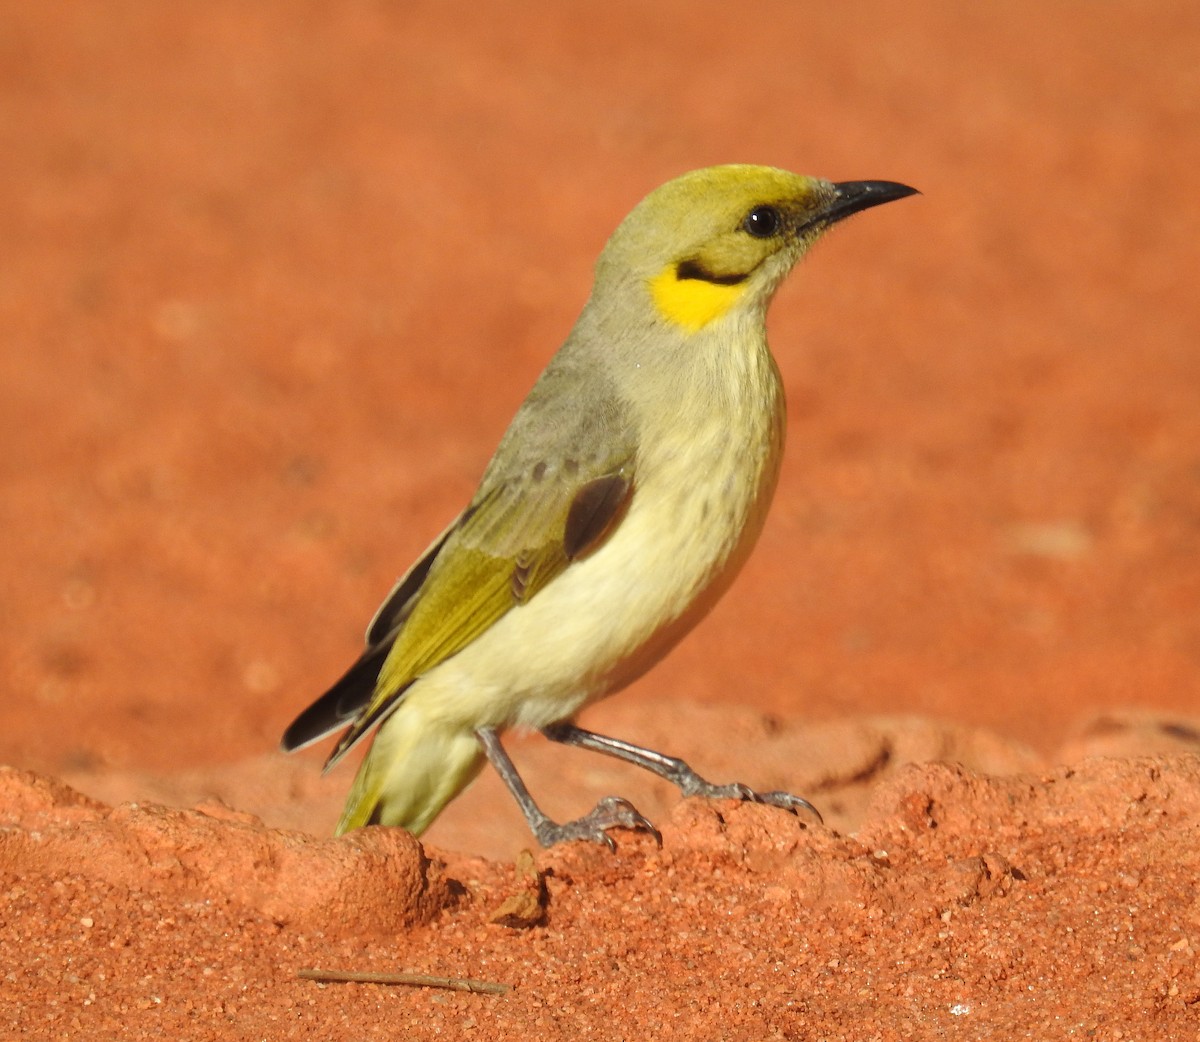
335, 706, 485, 836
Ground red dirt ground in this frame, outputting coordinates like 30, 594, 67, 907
3, 1, 1199, 1038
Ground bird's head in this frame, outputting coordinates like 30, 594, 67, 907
596, 165, 917, 333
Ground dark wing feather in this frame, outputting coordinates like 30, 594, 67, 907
563, 474, 632, 559
279, 640, 402, 753
364, 520, 459, 647
278, 519, 459, 752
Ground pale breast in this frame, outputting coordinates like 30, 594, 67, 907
414, 328, 787, 732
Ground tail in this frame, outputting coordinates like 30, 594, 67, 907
335, 704, 485, 836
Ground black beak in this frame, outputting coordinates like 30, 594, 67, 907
808, 180, 919, 230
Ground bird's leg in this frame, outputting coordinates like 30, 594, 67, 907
475, 727, 662, 849
541, 722, 823, 824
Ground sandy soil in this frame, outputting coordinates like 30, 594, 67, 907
3, 1, 1199, 1038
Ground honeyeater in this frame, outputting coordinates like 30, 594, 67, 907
282, 164, 916, 847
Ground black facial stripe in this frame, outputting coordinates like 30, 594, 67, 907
675, 258, 748, 286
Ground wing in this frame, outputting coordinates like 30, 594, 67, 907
294, 359, 639, 769
323, 460, 635, 766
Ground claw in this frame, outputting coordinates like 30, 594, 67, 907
755, 789, 824, 825
531, 795, 662, 850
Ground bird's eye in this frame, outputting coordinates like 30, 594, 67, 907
743, 205, 782, 238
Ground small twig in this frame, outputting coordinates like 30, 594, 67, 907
297, 967, 510, 995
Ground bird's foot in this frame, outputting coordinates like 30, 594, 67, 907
530, 795, 662, 851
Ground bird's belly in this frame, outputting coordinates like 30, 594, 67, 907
411, 420, 783, 732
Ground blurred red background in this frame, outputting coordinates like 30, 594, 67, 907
2, 0, 1197, 788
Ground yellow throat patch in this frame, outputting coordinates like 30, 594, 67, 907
650, 265, 746, 332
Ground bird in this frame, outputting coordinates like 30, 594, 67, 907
281, 164, 916, 848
